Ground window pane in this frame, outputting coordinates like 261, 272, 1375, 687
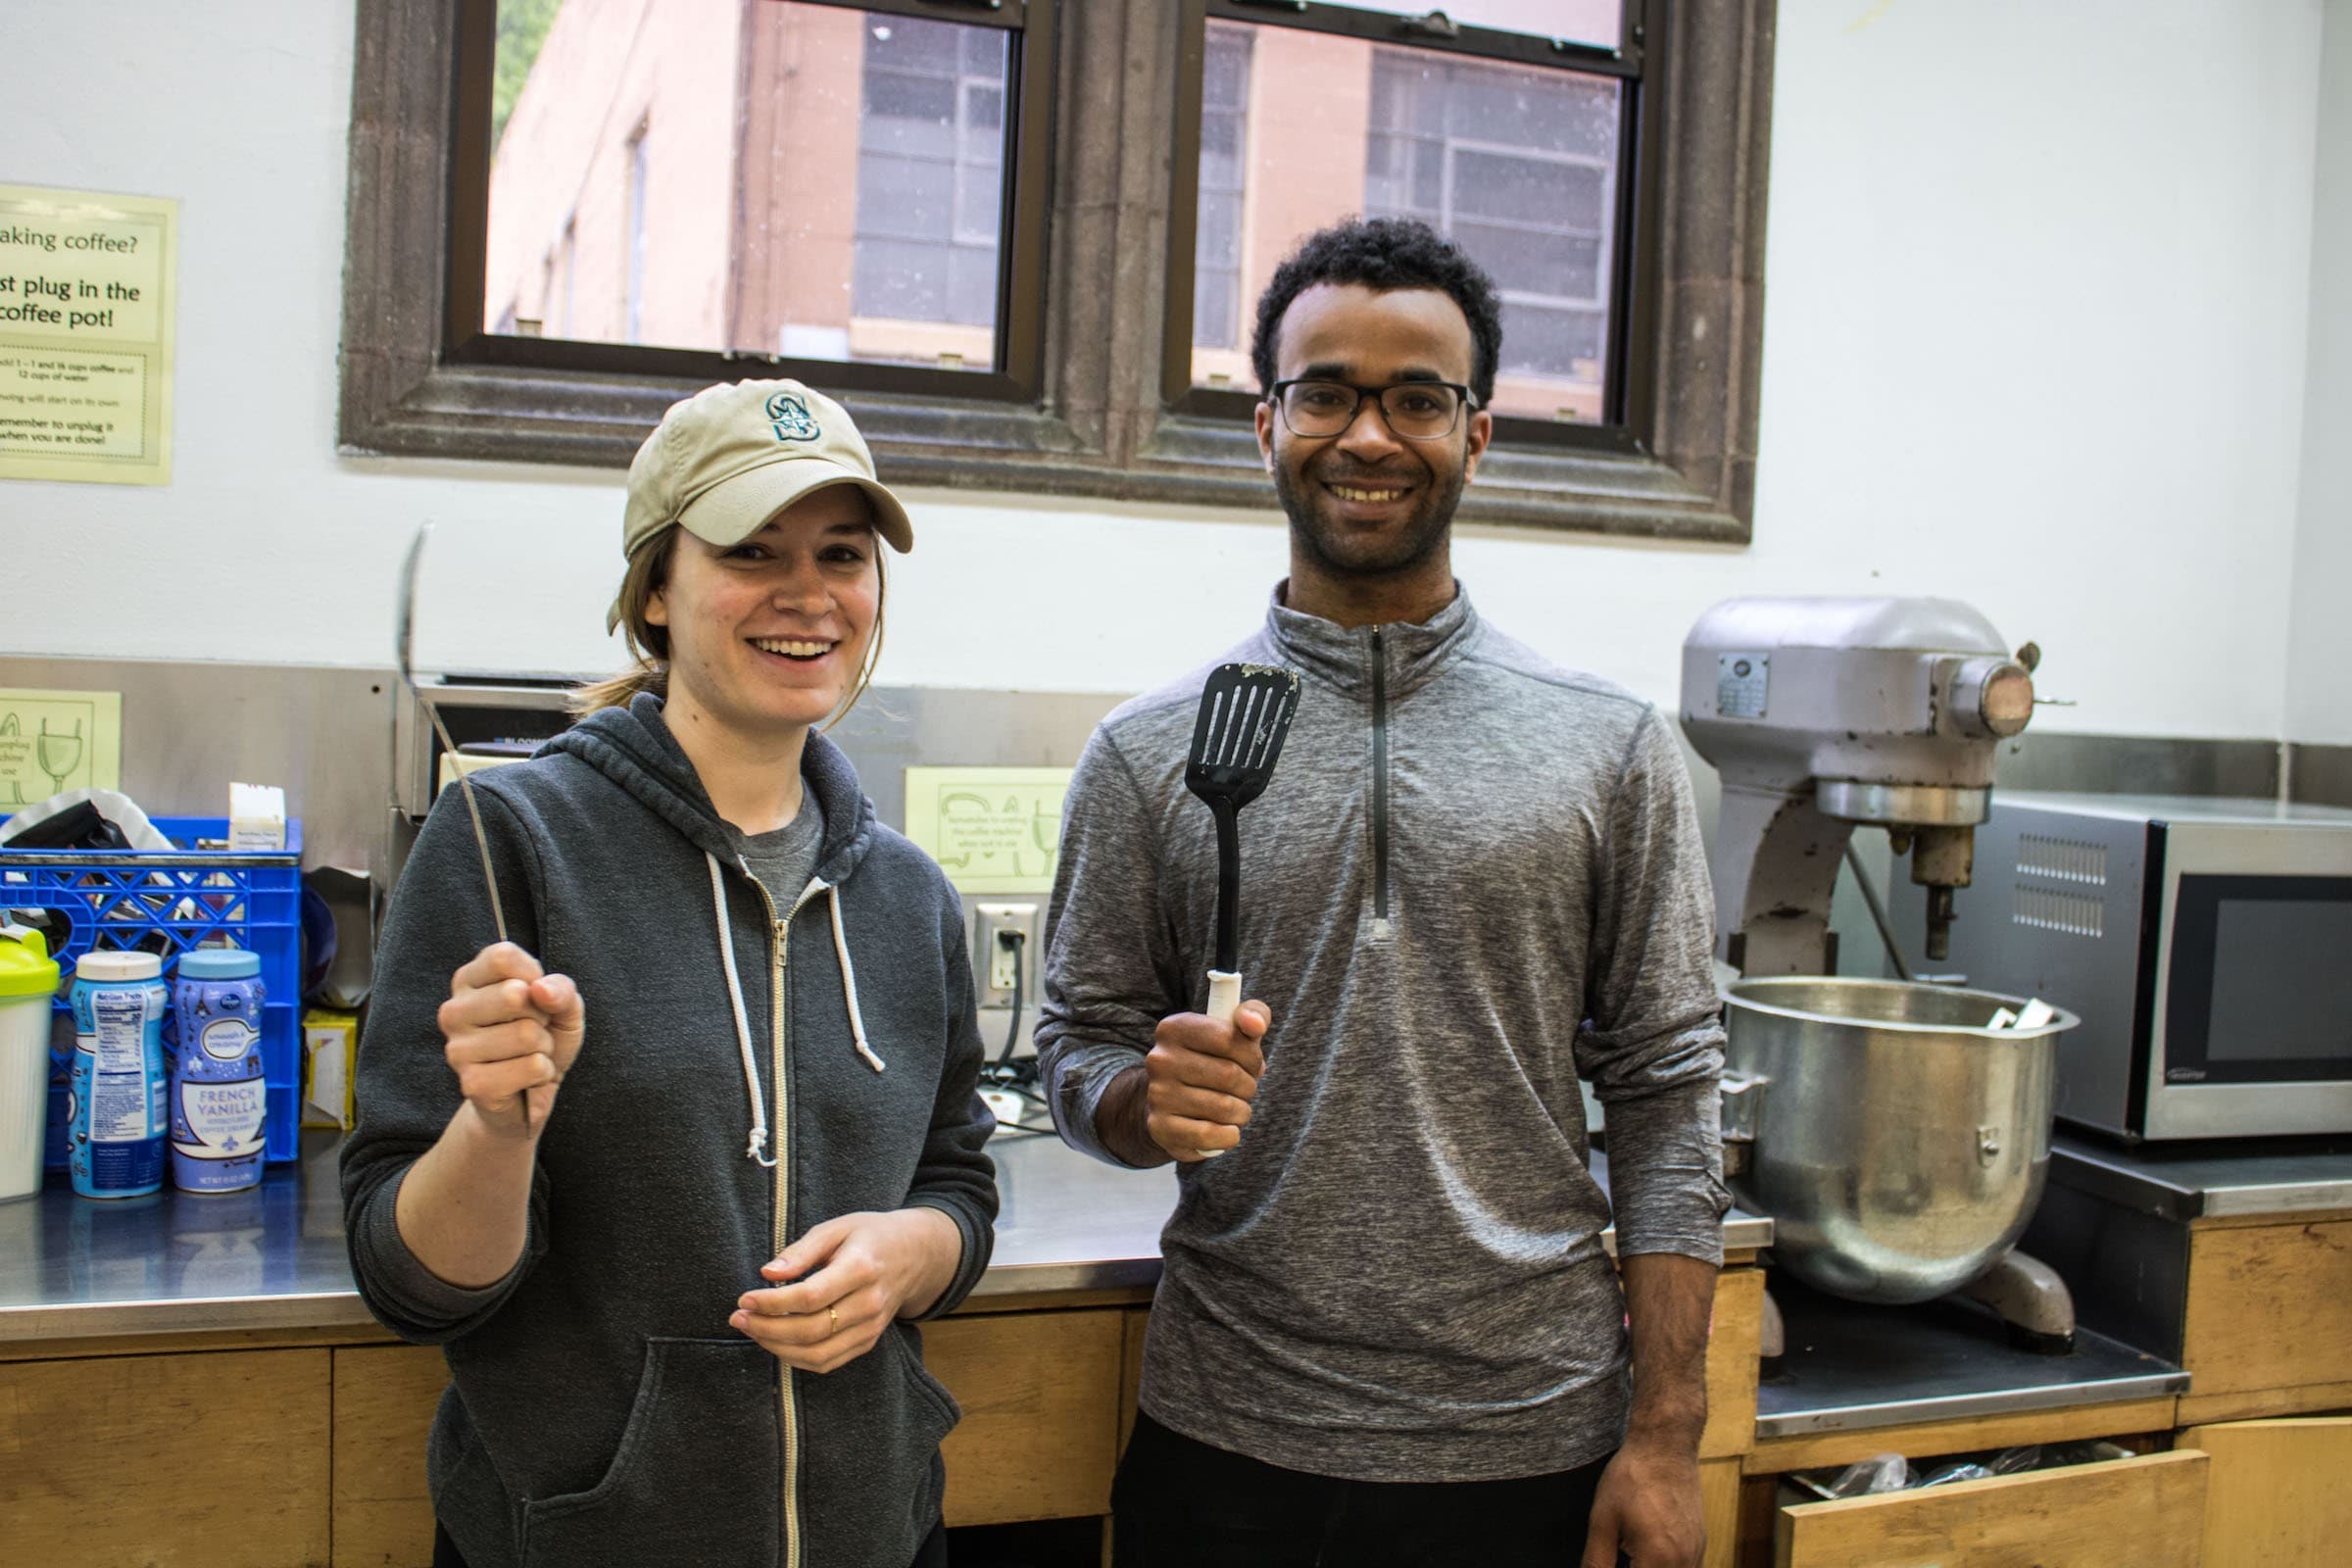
964, 82, 1004, 136
1454, 221, 1601, 302
482, 3, 1011, 371
1451, 151, 1605, 233
956, 160, 1003, 244
1189, 23, 1254, 355
856, 237, 948, 320
858, 154, 955, 240
871, 14, 960, 74
1189, 24, 1621, 423
1499, 300, 1602, 378
1338, 0, 1622, 51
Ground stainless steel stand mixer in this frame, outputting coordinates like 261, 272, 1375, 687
1681, 597, 2080, 1352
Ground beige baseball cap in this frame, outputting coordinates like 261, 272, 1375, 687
612, 379, 913, 631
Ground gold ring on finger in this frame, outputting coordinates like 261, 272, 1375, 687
828, 1306, 839, 1335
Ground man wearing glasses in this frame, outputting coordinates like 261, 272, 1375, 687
1038, 217, 1727, 1568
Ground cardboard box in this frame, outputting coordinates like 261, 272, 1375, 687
301, 1007, 360, 1130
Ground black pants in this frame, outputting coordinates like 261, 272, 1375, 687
432, 1516, 949, 1566
1110, 1411, 1623, 1567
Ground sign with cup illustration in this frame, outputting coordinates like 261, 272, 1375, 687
0, 689, 121, 807
904, 767, 1072, 895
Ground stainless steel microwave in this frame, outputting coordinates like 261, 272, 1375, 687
1912, 792, 2352, 1143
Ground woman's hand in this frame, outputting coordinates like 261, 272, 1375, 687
437, 942, 585, 1140
730, 1208, 964, 1373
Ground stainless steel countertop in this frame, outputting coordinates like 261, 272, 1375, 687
0, 1127, 1770, 1342
1756, 1281, 2189, 1440
2050, 1132, 2352, 1222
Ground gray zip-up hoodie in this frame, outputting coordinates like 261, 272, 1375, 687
343, 695, 997, 1568
1036, 586, 1728, 1483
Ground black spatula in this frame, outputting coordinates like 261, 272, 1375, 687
1185, 662, 1302, 1027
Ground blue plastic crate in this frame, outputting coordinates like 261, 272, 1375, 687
0, 815, 305, 1164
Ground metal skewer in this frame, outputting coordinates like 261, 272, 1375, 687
395, 523, 509, 943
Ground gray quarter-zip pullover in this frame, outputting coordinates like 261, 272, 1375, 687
1036, 585, 1728, 1482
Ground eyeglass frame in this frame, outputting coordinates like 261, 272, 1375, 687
1263, 378, 1483, 442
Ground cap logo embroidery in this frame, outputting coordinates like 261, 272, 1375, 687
764, 391, 821, 443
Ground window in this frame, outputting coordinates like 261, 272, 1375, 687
1171, 2, 1647, 441
850, 18, 1009, 368
1366, 55, 1618, 421
467, 0, 1050, 396
1193, 25, 1253, 374
342, 0, 1774, 539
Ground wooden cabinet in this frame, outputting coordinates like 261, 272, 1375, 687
2177, 1415, 2352, 1568
314, 1307, 1139, 1560
1774, 1448, 2207, 1568
0, 1265, 1763, 1562
330, 1344, 449, 1568
1699, 1456, 1743, 1568
932, 1308, 1128, 1528
0, 1348, 334, 1567
1702, 1266, 1764, 1460
2177, 1213, 2352, 1424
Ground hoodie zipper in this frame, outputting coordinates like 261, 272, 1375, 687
746, 869, 825, 1568
1370, 627, 1393, 939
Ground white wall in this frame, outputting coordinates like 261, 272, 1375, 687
0, 0, 2328, 741
2288, 0, 2352, 745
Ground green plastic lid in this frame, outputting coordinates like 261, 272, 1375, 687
0, 924, 62, 1001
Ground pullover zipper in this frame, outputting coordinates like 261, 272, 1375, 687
1371, 628, 1393, 938
746, 869, 824, 1568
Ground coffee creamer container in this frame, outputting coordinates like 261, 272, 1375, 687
68, 952, 170, 1199
169, 949, 268, 1193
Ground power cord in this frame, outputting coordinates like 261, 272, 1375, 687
979, 931, 1043, 1133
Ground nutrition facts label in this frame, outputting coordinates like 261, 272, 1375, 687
87, 995, 158, 1141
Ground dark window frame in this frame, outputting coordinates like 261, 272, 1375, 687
441, 0, 1053, 401
1164, 0, 1654, 457
339, 0, 1774, 539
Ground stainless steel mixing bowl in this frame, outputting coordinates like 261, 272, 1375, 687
1721, 977, 2078, 1304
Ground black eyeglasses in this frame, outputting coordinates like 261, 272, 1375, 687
1266, 379, 1479, 441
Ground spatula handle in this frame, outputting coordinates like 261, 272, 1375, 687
1197, 969, 1244, 1160
1206, 969, 1241, 1025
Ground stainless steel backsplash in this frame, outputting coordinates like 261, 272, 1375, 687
4, 656, 2344, 976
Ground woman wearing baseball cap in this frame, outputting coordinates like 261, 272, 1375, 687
345, 380, 997, 1568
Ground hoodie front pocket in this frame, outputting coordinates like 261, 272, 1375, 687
882, 1319, 961, 1431
519, 1337, 778, 1568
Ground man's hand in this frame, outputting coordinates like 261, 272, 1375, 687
1581, 1436, 1704, 1567
436, 942, 584, 1140
1143, 1002, 1269, 1161
731, 1207, 963, 1373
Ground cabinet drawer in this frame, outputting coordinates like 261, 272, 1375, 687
2182, 1218, 2352, 1398
2178, 1415, 2352, 1568
0, 1348, 332, 1567
1776, 1448, 2206, 1568
931, 1308, 1126, 1527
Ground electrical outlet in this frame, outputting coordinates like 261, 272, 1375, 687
973, 902, 1039, 1002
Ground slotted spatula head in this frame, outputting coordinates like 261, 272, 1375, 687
1185, 662, 1301, 812
1186, 663, 1301, 977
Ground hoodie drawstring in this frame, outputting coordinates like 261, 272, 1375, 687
706, 854, 888, 1165
828, 884, 887, 1074
709, 854, 776, 1166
